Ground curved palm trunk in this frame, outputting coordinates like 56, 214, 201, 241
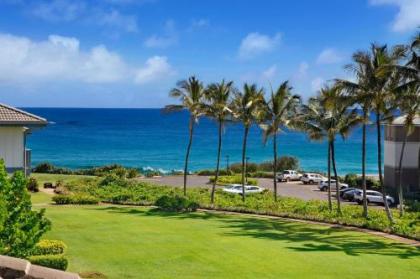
330, 140, 341, 214
211, 120, 223, 205
362, 110, 368, 218
183, 116, 194, 196
273, 132, 278, 201
397, 128, 408, 217
376, 113, 393, 223
327, 141, 332, 211
241, 126, 249, 202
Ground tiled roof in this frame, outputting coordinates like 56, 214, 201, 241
0, 103, 47, 126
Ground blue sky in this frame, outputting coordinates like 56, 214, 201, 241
0, 0, 418, 108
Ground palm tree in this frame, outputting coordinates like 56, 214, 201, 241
300, 86, 361, 214
203, 80, 234, 204
165, 76, 205, 196
231, 83, 264, 201
337, 44, 406, 223
259, 81, 301, 201
394, 85, 419, 216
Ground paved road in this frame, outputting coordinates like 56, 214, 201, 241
139, 175, 333, 201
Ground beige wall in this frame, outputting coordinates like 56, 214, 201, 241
0, 127, 25, 168
384, 140, 420, 168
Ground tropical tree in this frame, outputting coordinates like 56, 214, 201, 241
231, 83, 264, 201
393, 84, 419, 216
259, 81, 301, 201
337, 44, 406, 223
299, 86, 361, 214
165, 76, 205, 196
203, 80, 234, 204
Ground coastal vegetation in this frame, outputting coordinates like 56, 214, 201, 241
166, 31, 419, 222
47, 174, 420, 240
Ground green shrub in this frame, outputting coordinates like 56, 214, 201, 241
32, 240, 67, 256
259, 157, 299, 172
155, 195, 199, 212
29, 254, 68, 271
343, 174, 380, 189
248, 171, 274, 178
52, 194, 99, 205
344, 173, 358, 187
196, 169, 232, 176
209, 175, 258, 186
127, 168, 139, 178
27, 177, 39, 192
99, 174, 129, 187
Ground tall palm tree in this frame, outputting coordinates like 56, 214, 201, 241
337, 44, 406, 223
203, 80, 234, 204
394, 85, 419, 216
259, 81, 301, 201
165, 76, 205, 196
231, 83, 264, 201
300, 86, 361, 214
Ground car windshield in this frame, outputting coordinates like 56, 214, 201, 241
283, 171, 290, 174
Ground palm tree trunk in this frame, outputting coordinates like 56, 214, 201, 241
241, 126, 249, 202
330, 140, 341, 214
211, 119, 223, 205
327, 140, 332, 211
376, 113, 393, 223
273, 132, 278, 201
362, 110, 368, 218
183, 116, 194, 196
397, 128, 408, 217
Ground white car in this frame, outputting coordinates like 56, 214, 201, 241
301, 173, 326, 184
277, 170, 302, 182
318, 179, 349, 191
354, 190, 395, 205
222, 184, 264, 195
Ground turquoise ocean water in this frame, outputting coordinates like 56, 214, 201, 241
24, 108, 382, 175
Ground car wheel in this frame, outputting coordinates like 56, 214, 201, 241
357, 199, 362, 205
286, 178, 290, 182
303, 181, 307, 185
309, 180, 314, 184
321, 187, 326, 192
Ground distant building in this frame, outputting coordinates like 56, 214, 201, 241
384, 116, 420, 199
0, 103, 47, 175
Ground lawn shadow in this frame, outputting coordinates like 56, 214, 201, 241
92, 206, 420, 259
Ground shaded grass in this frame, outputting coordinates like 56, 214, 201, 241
40, 205, 420, 279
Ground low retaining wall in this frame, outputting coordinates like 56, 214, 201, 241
0, 255, 80, 279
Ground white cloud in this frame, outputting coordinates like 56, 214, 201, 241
0, 33, 173, 85
95, 9, 138, 32
238, 32, 281, 59
316, 48, 343, 64
31, 0, 86, 22
370, 0, 420, 32
311, 77, 325, 92
134, 56, 174, 84
191, 19, 209, 28
144, 20, 177, 48
260, 65, 278, 81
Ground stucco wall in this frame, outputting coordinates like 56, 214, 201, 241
0, 127, 24, 168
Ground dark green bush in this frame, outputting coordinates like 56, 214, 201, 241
196, 169, 232, 176
344, 173, 358, 187
99, 174, 129, 187
27, 177, 39, 192
32, 240, 67, 256
29, 254, 68, 271
155, 195, 199, 212
343, 174, 380, 189
52, 194, 99, 205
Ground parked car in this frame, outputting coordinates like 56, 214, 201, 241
341, 188, 362, 201
222, 184, 264, 195
354, 190, 395, 205
301, 173, 326, 184
277, 170, 302, 182
318, 180, 349, 191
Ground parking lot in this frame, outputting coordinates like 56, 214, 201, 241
138, 175, 371, 206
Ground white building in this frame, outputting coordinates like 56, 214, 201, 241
0, 103, 47, 175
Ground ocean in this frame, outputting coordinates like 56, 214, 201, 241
24, 108, 382, 175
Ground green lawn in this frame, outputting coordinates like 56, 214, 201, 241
34, 203, 420, 279
31, 173, 98, 185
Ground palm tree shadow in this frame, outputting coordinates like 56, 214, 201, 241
92, 206, 419, 259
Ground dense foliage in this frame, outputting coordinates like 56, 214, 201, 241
31, 240, 67, 256
53, 177, 420, 240
0, 161, 51, 258
155, 195, 199, 212
29, 254, 68, 271
33, 163, 139, 178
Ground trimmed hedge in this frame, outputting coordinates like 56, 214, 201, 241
52, 194, 99, 205
209, 175, 258, 186
32, 240, 67, 256
29, 254, 68, 271
155, 195, 199, 212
